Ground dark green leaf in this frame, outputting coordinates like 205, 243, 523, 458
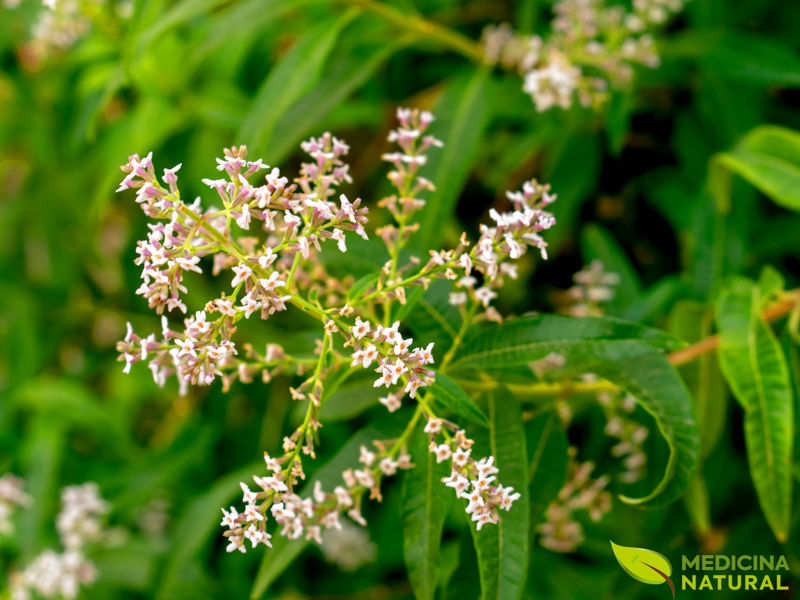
402, 421, 455, 600
525, 412, 568, 528
469, 391, 529, 600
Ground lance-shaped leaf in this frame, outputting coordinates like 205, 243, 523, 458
238, 10, 358, 157
709, 125, 800, 212
715, 277, 793, 541
469, 391, 529, 600
448, 317, 698, 506
402, 421, 455, 600
430, 373, 488, 427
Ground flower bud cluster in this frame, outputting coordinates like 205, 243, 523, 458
11, 483, 109, 600
481, 0, 687, 111
599, 391, 649, 483
0, 474, 31, 535
564, 260, 620, 317
425, 418, 521, 530
220, 444, 413, 553
538, 447, 611, 552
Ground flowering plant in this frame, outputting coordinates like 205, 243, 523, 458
114, 105, 706, 597
4, 0, 800, 599
116, 106, 556, 554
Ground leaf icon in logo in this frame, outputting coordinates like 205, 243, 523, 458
610, 541, 675, 597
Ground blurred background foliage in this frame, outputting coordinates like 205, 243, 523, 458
1, 0, 800, 598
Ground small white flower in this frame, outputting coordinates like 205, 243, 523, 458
424, 418, 443, 434
352, 318, 371, 339
359, 445, 376, 467
433, 444, 452, 464
231, 264, 253, 288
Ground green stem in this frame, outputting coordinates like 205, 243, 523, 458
343, 0, 486, 64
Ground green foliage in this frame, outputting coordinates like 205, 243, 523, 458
2, 0, 800, 599
469, 392, 529, 600
715, 277, 794, 542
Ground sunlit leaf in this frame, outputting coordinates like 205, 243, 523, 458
715, 277, 793, 541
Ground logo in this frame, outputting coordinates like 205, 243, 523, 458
611, 541, 675, 598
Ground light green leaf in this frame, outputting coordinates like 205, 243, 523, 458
430, 373, 488, 427
402, 421, 455, 600
469, 391, 529, 600
710, 125, 800, 212
238, 10, 359, 156
450, 317, 698, 505
715, 277, 793, 541
757, 265, 785, 305
411, 68, 491, 253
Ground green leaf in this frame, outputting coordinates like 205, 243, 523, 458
406, 280, 463, 359
348, 273, 380, 302
238, 10, 359, 156
664, 31, 800, 86
469, 391, 529, 600
542, 131, 601, 252
266, 36, 413, 164
715, 277, 793, 541
157, 462, 260, 600
411, 68, 491, 253
430, 373, 488, 427
667, 301, 727, 458
525, 412, 568, 528
449, 314, 683, 370
450, 318, 698, 506
136, 0, 227, 56
402, 421, 455, 600
319, 377, 383, 421
710, 125, 800, 212
757, 265, 784, 305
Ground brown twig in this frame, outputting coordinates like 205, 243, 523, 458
667, 291, 800, 367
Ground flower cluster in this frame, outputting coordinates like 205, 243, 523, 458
563, 259, 620, 317
537, 447, 612, 553
319, 520, 377, 571
425, 418, 521, 530
10, 483, 109, 600
221, 444, 413, 554
599, 390, 649, 483
0, 474, 30, 535
116, 107, 559, 554
481, 0, 687, 111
